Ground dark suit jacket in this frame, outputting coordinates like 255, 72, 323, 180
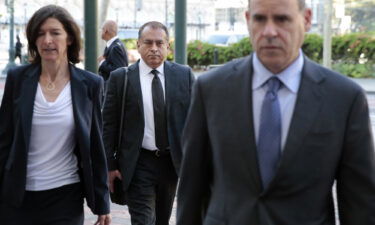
177, 54, 375, 225
98, 38, 129, 81
103, 60, 195, 191
0, 63, 110, 215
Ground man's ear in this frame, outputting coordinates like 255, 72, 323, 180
304, 8, 313, 32
167, 41, 170, 50
245, 10, 251, 23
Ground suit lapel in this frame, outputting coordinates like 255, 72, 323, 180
105, 39, 119, 56
70, 65, 92, 151
163, 61, 176, 114
231, 55, 263, 192
127, 62, 144, 118
20, 64, 40, 149
271, 58, 325, 187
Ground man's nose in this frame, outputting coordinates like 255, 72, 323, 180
262, 21, 278, 38
150, 42, 158, 51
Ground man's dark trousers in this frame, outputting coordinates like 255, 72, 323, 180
127, 149, 177, 225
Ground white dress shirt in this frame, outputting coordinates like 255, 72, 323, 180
139, 59, 166, 151
252, 50, 304, 150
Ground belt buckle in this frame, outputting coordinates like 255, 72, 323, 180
155, 150, 160, 157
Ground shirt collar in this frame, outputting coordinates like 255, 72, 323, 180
106, 36, 119, 48
252, 49, 304, 94
139, 58, 164, 77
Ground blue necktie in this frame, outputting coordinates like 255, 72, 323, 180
257, 77, 282, 189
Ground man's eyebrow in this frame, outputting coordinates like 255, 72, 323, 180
273, 14, 291, 18
252, 13, 265, 17
143, 39, 164, 42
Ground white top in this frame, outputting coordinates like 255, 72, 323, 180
139, 59, 166, 151
26, 82, 80, 191
252, 50, 304, 150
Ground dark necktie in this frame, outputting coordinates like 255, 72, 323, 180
151, 69, 169, 150
257, 77, 282, 189
103, 46, 108, 56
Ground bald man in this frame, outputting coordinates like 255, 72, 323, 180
98, 20, 129, 82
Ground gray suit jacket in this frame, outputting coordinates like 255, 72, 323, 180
177, 54, 375, 225
0, 63, 110, 215
103, 60, 195, 191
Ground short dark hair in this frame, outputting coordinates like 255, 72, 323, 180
138, 21, 169, 41
26, 5, 81, 64
248, 0, 306, 11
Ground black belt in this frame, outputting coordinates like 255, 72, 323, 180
141, 148, 170, 157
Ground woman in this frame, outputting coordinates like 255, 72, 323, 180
0, 5, 111, 225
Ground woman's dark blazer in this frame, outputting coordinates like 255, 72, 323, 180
0, 63, 110, 215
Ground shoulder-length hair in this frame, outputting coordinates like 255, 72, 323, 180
26, 5, 81, 64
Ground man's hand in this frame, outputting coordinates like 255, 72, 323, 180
108, 170, 122, 193
94, 214, 111, 225
97, 55, 105, 63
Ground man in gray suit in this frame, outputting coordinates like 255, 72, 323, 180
177, 0, 375, 224
103, 21, 194, 225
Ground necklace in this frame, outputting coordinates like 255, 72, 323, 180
46, 82, 56, 91
42, 74, 67, 92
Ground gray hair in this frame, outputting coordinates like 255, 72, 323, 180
248, 0, 306, 11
